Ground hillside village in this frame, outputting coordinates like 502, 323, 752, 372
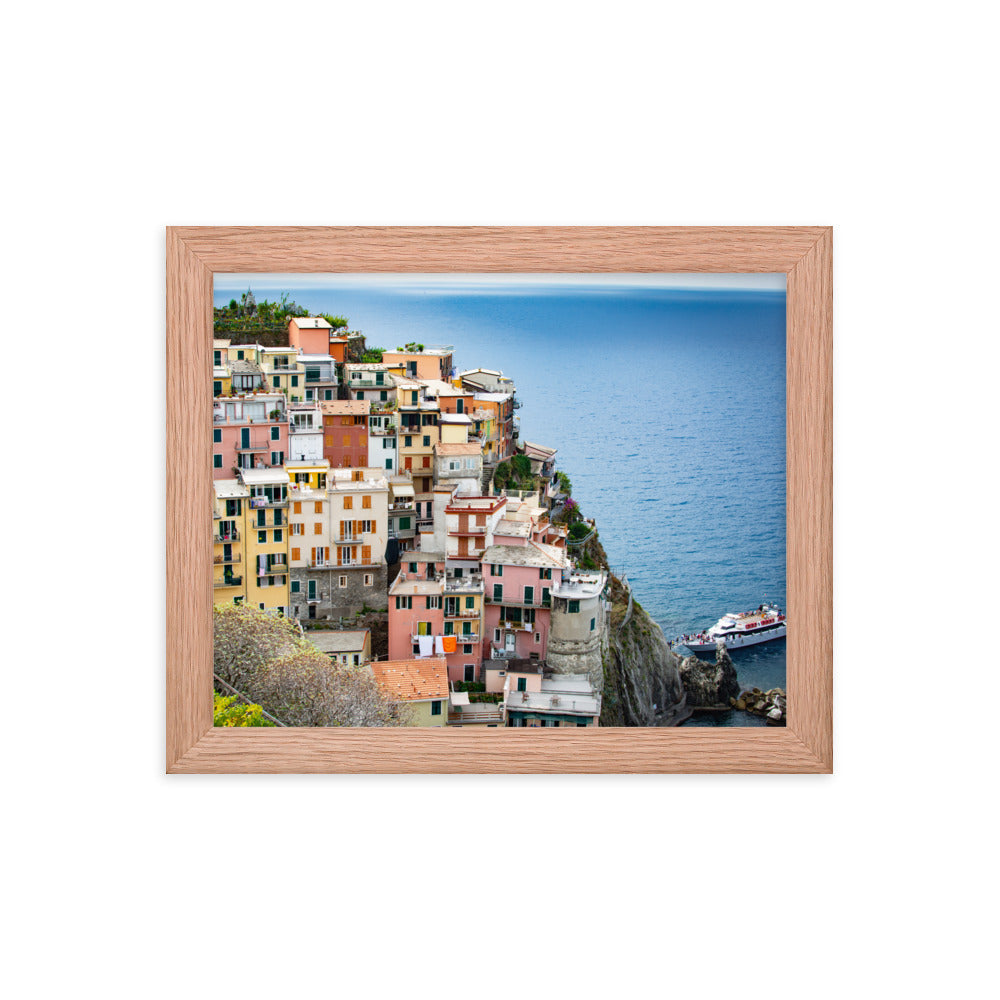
213, 313, 611, 727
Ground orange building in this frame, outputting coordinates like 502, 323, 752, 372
321, 400, 369, 468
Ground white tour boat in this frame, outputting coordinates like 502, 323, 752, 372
674, 603, 787, 653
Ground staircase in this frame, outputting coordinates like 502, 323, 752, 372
481, 463, 496, 495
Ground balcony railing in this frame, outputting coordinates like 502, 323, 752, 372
451, 525, 486, 535
335, 533, 364, 544
214, 576, 242, 588
235, 442, 271, 452
308, 560, 381, 569
213, 530, 240, 543
213, 554, 242, 565
412, 633, 480, 644
444, 609, 481, 619
258, 564, 288, 576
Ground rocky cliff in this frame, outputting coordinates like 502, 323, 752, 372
676, 644, 740, 708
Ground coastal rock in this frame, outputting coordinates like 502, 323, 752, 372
676, 644, 741, 708
601, 585, 687, 727
739, 686, 787, 726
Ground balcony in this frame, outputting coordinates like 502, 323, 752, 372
213, 553, 242, 565
235, 442, 271, 452
335, 533, 364, 544
444, 608, 481, 619
413, 633, 479, 644
213, 530, 240, 543
498, 620, 533, 632
450, 525, 486, 536
214, 576, 243, 588
389, 501, 414, 512
250, 498, 289, 508
258, 564, 288, 576
308, 560, 381, 569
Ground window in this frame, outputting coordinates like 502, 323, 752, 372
494, 629, 501, 642
492, 564, 503, 577
339, 576, 348, 588
568, 600, 580, 613
313, 522, 322, 535
524, 585, 534, 605
409, 562, 418, 573
258, 530, 266, 543
343, 496, 353, 510
237, 350, 244, 360
395, 596, 413, 610
274, 529, 283, 542
463, 644, 473, 654
404, 436, 412, 447
399, 516, 411, 529
430, 701, 442, 716
423, 435, 430, 447
427, 595, 441, 610
465, 596, 475, 609
291, 375, 299, 387
270, 452, 283, 466
362, 495, 371, 509
364, 574, 373, 587
493, 584, 503, 601
313, 501, 323, 514
590, 617, 596, 631
464, 665, 475, 682
214, 381, 222, 396
213, 429, 221, 443
270, 426, 280, 440
535, 632, 541, 643
291, 547, 300, 561
517, 677, 527, 692
213, 454, 222, 468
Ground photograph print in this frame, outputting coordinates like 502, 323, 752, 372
210, 273, 786, 730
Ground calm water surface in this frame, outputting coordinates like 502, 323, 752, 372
215, 279, 787, 723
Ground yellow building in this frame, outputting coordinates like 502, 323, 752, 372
286, 459, 330, 492
213, 480, 249, 605
259, 347, 306, 402
239, 467, 291, 615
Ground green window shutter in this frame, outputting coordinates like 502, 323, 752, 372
493, 584, 503, 602
213, 454, 222, 468
213, 429, 221, 443
465, 596, 474, 609
568, 600, 580, 613
271, 426, 279, 440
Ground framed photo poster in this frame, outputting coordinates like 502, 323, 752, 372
167, 227, 831, 773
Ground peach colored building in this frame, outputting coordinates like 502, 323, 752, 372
381, 346, 453, 381
288, 316, 333, 355
387, 555, 444, 661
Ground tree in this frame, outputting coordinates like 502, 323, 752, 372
319, 313, 349, 329
214, 604, 302, 693
493, 461, 511, 490
556, 471, 572, 495
213, 693, 275, 727
255, 649, 409, 727
213, 605, 406, 727
511, 454, 531, 483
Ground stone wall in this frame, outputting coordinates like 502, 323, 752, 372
291, 563, 388, 621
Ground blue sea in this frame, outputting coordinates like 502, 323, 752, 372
215, 276, 787, 724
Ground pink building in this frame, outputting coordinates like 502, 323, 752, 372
387, 554, 445, 661
213, 393, 288, 481
481, 543, 569, 661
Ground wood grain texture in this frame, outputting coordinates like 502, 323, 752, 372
165, 226, 833, 773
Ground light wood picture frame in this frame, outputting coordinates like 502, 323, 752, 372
167, 226, 832, 773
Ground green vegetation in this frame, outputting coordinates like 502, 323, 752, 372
213, 605, 406, 727
213, 693, 275, 727
213, 290, 350, 347
361, 346, 385, 363
556, 471, 572, 496
569, 520, 593, 540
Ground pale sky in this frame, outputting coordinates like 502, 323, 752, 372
214, 273, 786, 294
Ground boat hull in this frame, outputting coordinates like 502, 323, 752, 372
675, 625, 787, 653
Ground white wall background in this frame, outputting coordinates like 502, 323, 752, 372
4, 2, 994, 998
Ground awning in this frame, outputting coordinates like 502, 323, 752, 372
393, 483, 415, 496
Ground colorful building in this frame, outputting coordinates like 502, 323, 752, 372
381, 346, 454, 382
288, 316, 333, 355
212, 392, 288, 481
238, 467, 291, 615
213, 479, 249, 605
481, 542, 570, 661
287, 401, 324, 462
259, 346, 305, 401
503, 671, 601, 727
387, 554, 444, 660
321, 399, 370, 468
371, 658, 449, 727
309, 629, 372, 667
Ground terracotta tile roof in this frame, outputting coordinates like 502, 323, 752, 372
372, 658, 448, 702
